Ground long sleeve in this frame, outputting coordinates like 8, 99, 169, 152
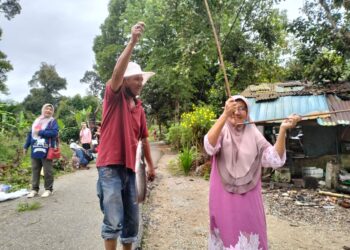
261, 146, 286, 168
38, 119, 59, 139
204, 134, 222, 156
23, 131, 32, 149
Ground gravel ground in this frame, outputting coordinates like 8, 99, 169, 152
2, 142, 348, 250
141, 146, 350, 250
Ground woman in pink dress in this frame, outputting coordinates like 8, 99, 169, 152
204, 95, 301, 250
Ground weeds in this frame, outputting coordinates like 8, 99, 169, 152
17, 201, 42, 212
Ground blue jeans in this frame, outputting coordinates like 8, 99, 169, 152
97, 166, 139, 243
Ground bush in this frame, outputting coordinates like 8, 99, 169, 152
180, 105, 216, 149
166, 124, 192, 150
60, 126, 80, 143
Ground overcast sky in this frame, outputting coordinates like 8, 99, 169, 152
0, 0, 304, 103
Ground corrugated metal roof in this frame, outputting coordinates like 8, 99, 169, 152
241, 81, 350, 101
318, 95, 350, 126
247, 95, 330, 124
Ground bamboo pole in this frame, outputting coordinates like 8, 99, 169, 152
236, 108, 350, 125
203, 0, 231, 98
318, 190, 350, 199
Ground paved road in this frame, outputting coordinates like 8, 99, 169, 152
0, 143, 163, 250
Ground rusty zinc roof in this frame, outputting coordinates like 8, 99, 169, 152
241, 81, 350, 102
318, 95, 350, 126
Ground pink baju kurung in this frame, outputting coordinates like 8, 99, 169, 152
204, 135, 286, 250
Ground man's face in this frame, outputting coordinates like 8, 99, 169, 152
124, 75, 143, 97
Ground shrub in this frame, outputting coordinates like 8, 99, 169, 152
180, 105, 216, 149
60, 126, 80, 143
166, 124, 192, 150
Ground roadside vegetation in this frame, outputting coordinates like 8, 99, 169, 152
1, 0, 350, 184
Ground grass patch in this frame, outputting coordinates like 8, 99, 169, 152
167, 159, 183, 176
179, 147, 196, 175
17, 201, 42, 212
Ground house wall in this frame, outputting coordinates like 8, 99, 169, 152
302, 126, 337, 157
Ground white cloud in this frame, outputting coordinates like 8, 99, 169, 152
0, 0, 109, 102
0, 0, 306, 103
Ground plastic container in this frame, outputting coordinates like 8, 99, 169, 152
0, 184, 11, 193
302, 167, 324, 178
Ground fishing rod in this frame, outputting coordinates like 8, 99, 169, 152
203, 0, 231, 98
236, 108, 350, 126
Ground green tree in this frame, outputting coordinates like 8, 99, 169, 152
80, 67, 104, 98
93, 0, 288, 127
93, 0, 129, 83
0, 49, 12, 94
287, 0, 350, 82
22, 62, 67, 113
0, 0, 21, 20
0, 0, 21, 94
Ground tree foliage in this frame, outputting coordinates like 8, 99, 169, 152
0, 0, 21, 20
0, 50, 12, 94
0, 0, 21, 94
287, 0, 350, 82
80, 68, 105, 98
22, 62, 67, 114
93, 0, 288, 127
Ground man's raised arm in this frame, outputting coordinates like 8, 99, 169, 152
108, 22, 145, 92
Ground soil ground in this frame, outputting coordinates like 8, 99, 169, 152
141, 145, 350, 250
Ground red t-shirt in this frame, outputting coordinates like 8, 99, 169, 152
96, 84, 149, 171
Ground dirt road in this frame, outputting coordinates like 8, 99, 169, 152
1, 143, 349, 250
0, 144, 163, 250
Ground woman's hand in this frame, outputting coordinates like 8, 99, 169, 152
280, 114, 302, 131
223, 98, 237, 118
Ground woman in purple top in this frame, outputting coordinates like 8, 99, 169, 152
204, 95, 301, 250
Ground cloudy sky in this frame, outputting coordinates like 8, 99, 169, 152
0, 0, 304, 103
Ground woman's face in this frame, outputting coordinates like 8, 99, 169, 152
43, 106, 53, 118
228, 100, 248, 125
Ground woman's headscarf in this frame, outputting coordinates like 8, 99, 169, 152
31, 104, 54, 139
215, 95, 271, 194
69, 142, 82, 150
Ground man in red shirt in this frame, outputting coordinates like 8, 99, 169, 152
96, 22, 156, 250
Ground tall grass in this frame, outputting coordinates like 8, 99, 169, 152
179, 147, 197, 175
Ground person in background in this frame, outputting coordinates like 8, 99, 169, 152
24, 103, 59, 198
92, 122, 101, 153
80, 122, 92, 150
69, 142, 93, 170
96, 22, 156, 250
204, 95, 301, 250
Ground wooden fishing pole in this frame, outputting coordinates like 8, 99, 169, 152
236, 108, 350, 125
204, 0, 231, 98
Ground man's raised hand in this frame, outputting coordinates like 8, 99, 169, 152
131, 21, 145, 43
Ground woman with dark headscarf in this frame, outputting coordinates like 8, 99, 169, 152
24, 104, 59, 198
204, 95, 300, 250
